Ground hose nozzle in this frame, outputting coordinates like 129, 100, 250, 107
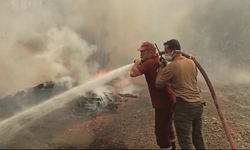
133, 59, 145, 63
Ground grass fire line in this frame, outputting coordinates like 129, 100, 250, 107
0, 63, 134, 142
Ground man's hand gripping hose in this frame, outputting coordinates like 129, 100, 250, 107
158, 50, 237, 150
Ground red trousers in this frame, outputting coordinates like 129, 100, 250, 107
155, 108, 176, 149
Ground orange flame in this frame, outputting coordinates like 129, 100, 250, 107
97, 72, 105, 77
97, 70, 113, 77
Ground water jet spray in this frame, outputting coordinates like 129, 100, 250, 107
0, 63, 134, 143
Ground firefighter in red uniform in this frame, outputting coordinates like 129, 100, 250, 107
130, 42, 176, 150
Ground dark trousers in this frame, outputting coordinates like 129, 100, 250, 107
173, 98, 206, 149
155, 108, 176, 149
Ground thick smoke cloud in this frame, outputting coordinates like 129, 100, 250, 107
1, 0, 249, 97
179, 0, 250, 83
0, 0, 191, 97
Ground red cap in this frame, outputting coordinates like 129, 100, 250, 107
136, 42, 156, 52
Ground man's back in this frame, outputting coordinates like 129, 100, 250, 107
137, 56, 175, 109
167, 56, 201, 102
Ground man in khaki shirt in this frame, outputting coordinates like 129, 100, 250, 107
156, 39, 205, 149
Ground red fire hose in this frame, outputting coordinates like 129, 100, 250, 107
159, 51, 237, 149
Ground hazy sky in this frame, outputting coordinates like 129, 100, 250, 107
1, 0, 250, 97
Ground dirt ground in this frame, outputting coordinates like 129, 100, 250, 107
1, 77, 250, 149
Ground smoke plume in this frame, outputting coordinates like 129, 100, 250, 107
0, 0, 188, 97
1, 0, 250, 98
178, 0, 250, 83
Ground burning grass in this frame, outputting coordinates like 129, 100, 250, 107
0, 75, 139, 121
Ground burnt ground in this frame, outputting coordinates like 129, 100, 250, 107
0, 77, 250, 149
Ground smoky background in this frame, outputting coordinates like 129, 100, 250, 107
0, 0, 250, 148
0, 0, 250, 97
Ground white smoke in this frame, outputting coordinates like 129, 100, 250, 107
2, 0, 192, 97
115, 76, 143, 94
56, 76, 76, 90
3, 0, 247, 98
0, 0, 101, 97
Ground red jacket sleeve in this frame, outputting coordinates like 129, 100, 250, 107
137, 60, 151, 74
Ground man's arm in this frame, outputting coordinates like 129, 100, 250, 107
130, 58, 150, 77
155, 64, 174, 89
130, 59, 142, 77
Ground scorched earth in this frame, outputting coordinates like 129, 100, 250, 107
0, 77, 249, 149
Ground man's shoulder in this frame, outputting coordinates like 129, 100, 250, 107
148, 57, 159, 63
138, 58, 159, 74
181, 57, 196, 66
180, 56, 193, 62
173, 56, 193, 65
162, 61, 179, 73
142, 57, 159, 66
166, 61, 177, 68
